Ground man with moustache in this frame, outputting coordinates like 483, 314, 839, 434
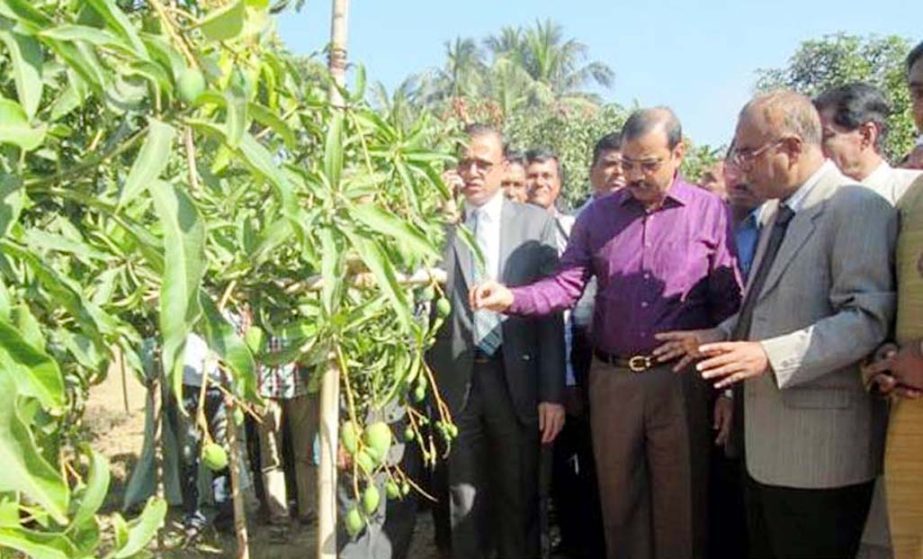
657, 91, 896, 559
428, 124, 566, 559
469, 108, 742, 559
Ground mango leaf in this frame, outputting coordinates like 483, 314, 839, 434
224, 87, 248, 148
324, 110, 344, 188
71, 447, 109, 527
0, 173, 23, 239
120, 119, 175, 206
0, 0, 52, 28
85, 0, 147, 58
249, 102, 296, 149
149, 181, 206, 400
349, 204, 439, 261
342, 231, 412, 332
197, 0, 245, 42
237, 133, 299, 224
39, 25, 127, 52
0, 526, 74, 559
0, 27, 43, 120
0, 316, 65, 411
198, 293, 257, 401
0, 97, 45, 151
0, 374, 69, 524
110, 497, 166, 559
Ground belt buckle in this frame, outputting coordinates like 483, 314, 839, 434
628, 355, 652, 373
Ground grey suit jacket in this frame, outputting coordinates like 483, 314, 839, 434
718, 164, 897, 489
427, 199, 566, 424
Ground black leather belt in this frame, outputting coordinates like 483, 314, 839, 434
473, 347, 502, 363
593, 348, 659, 372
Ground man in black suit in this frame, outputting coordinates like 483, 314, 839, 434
428, 124, 566, 559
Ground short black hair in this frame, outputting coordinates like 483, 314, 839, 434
504, 147, 526, 167
591, 132, 623, 166
813, 82, 891, 152
525, 147, 565, 187
622, 107, 682, 149
908, 40, 923, 74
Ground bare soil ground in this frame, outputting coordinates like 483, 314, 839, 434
85, 370, 440, 559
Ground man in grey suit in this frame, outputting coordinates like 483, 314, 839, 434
428, 124, 566, 559
655, 90, 897, 558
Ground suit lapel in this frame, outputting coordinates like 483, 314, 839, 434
756, 167, 839, 302
451, 224, 475, 291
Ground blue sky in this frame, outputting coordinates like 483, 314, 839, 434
276, 0, 919, 147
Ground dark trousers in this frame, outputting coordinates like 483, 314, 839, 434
589, 358, 710, 559
449, 357, 540, 559
745, 474, 875, 559
551, 410, 606, 558
707, 449, 747, 559
166, 384, 232, 529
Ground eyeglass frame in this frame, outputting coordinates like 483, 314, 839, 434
730, 137, 788, 167
618, 156, 668, 175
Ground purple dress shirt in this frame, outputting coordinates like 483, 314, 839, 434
509, 177, 742, 355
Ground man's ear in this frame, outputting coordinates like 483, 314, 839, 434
783, 136, 804, 166
859, 121, 879, 151
672, 140, 686, 162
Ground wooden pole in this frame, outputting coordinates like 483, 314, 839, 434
225, 398, 250, 559
318, 2, 350, 557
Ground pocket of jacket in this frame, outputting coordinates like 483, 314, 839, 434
782, 387, 855, 409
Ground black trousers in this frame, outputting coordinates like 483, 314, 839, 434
745, 474, 874, 559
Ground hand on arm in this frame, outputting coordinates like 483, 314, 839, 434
862, 340, 923, 399
470, 280, 514, 312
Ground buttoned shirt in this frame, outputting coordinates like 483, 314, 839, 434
258, 336, 310, 399
735, 208, 761, 281
508, 177, 742, 355
466, 190, 504, 280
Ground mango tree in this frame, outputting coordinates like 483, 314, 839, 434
0, 0, 457, 556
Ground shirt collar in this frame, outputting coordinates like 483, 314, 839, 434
618, 175, 692, 208
466, 189, 504, 222
784, 159, 833, 213
862, 161, 891, 187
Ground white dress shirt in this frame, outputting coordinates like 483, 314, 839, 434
861, 161, 921, 205
466, 190, 504, 280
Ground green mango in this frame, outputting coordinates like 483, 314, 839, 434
202, 442, 228, 471
176, 67, 206, 105
344, 507, 364, 537
341, 421, 360, 455
362, 485, 380, 515
363, 422, 392, 462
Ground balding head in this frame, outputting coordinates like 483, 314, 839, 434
733, 90, 826, 200
622, 107, 683, 149
740, 91, 823, 147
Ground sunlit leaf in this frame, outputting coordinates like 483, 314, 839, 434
0, 26, 43, 120
120, 119, 175, 206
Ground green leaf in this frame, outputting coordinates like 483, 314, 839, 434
0, 0, 52, 28
0, 316, 65, 411
0, 97, 45, 150
71, 448, 110, 527
0, 173, 23, 239
0, 374, 69, 525
111, 497, 166, 559
237, 133, 299, 224
120, 119, 175, 206
224, 87, 248, 148
149, 181, 206, 400
85, 0, 147, 58
197, 0, 246, 42
249, 102, 296, 149
342, 231, 412, 332
0, 526, 73, 559
350, 204, 439, 261
324, 110, 344, 188
198, 293, 257, 401
0, 27, 43, 120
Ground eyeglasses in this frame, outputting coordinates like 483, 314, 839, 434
619, 157, 666, 174
731, 138, 786, 166
457, 158, 495, 175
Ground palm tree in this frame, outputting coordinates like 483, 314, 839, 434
433, 37, 486, 100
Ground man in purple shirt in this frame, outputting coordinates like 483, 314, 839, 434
471, 107, 742, 559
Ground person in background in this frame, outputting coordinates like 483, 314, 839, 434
471, 107, 742, 559
725, 149, 765, 281
814, 82, 921, 204
698, 160, 729, 201
902, 42, 923, 170
166, 333, 234, 542
502, 148, 529, 203
256, 334, 319, 541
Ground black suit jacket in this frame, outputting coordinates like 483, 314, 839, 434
428, 199, 566, 423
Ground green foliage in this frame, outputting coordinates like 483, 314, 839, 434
0, 0, 457, 553
756, 33, 916, 161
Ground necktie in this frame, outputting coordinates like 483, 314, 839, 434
727, 204, 794, 459
732, 204, 795, 341
469, 209, 502, 355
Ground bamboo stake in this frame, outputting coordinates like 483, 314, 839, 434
318, 1, 350, 557
225, 398, 250, 559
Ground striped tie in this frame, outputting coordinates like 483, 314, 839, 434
469, 209, 502, 355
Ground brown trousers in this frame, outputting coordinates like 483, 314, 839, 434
886, 398, 923, 559
589, 358, 710, 559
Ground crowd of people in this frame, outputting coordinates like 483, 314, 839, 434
138, 39, 923, 559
